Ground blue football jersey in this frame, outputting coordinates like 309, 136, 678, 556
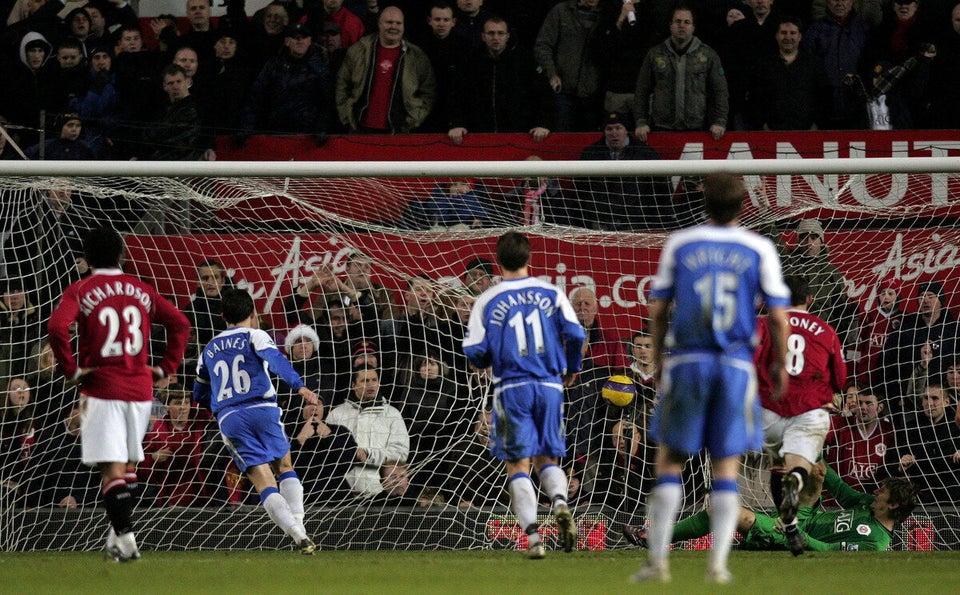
463, 277, 586, 384
650, 225, 790, 352
193, 327, 305, 415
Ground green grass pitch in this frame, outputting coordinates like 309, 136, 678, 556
1, 550, 958, 594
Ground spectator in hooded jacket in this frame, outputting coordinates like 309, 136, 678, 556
1, 33, 59, 147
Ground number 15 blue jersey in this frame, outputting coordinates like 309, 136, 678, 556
650, 225, 790, 354
463, 277, 586, 384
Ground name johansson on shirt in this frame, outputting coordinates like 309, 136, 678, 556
488, 290, 556, 327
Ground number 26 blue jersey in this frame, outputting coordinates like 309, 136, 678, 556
193, 327, 305, 415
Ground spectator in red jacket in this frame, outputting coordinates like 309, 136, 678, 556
142, 388, 210, 507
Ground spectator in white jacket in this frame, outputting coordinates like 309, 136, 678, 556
325, 365, 410, 496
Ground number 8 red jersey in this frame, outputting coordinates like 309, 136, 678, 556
48, 269, 190, 402
755, 308, 847, 417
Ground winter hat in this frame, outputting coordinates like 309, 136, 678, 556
917, 280, 944, 301
352, 339, 378, 358
796, 219, 825, 239
284, 324, 320, 353
600, 112, 633, 130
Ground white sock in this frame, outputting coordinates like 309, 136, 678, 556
508, 474, 540, 544
263, 491, 307, 542
647, 479, 683, 566
538, 465, 568, 510
708, 489, 740, 572
279, 473, 306, 524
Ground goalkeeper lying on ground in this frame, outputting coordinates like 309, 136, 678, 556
623, 461, 920, 552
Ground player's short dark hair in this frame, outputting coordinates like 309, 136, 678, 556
882, 476, 920, 523
220, 288, 254, 324
83, 227, 124, 268
783, 275, 811, 307
702, 173, 744, 224
496, 231, 530, 272
632, 320, 651, 341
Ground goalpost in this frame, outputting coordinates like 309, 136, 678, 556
1, 156, 959, 552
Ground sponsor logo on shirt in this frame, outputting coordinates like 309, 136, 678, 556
857, 524, 871, 536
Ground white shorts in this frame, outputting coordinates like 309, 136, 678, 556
761, 407, 830, 465
79, 395, 153, 466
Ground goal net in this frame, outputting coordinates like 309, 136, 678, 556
1, 156, 959, 552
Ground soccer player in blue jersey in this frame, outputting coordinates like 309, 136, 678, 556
635, 173, 792, 584
463, 231, 586, 559
193, 289, 321, 554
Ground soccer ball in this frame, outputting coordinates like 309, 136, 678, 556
601, 375, 636, 407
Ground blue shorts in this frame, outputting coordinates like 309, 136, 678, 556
651, 351, 761, 459
217, 403, 289, 472
490, 380, 566, 461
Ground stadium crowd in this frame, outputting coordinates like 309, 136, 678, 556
1, 0, 960, 160
1, 0, 959, 545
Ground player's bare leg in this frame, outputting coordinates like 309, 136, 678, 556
533, 455, 577, 553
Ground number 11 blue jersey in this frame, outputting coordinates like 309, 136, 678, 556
463, 277, 586, 384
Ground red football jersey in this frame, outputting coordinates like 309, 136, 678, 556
47, 269, 190, 402
823, 417, 895, 495
853, 307, 901, 386
142, 414, 209, 506
755, 308, 847, 417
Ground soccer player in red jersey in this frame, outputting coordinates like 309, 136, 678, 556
755, 275, 846, 555
47, 227, 190, 561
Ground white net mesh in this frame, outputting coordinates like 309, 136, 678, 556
1, 160, 959, 551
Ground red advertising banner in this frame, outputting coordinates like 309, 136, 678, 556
125, 228, 960, 338
209, 130, 960, 223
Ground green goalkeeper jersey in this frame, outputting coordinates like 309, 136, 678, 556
798, 467, 892, 552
